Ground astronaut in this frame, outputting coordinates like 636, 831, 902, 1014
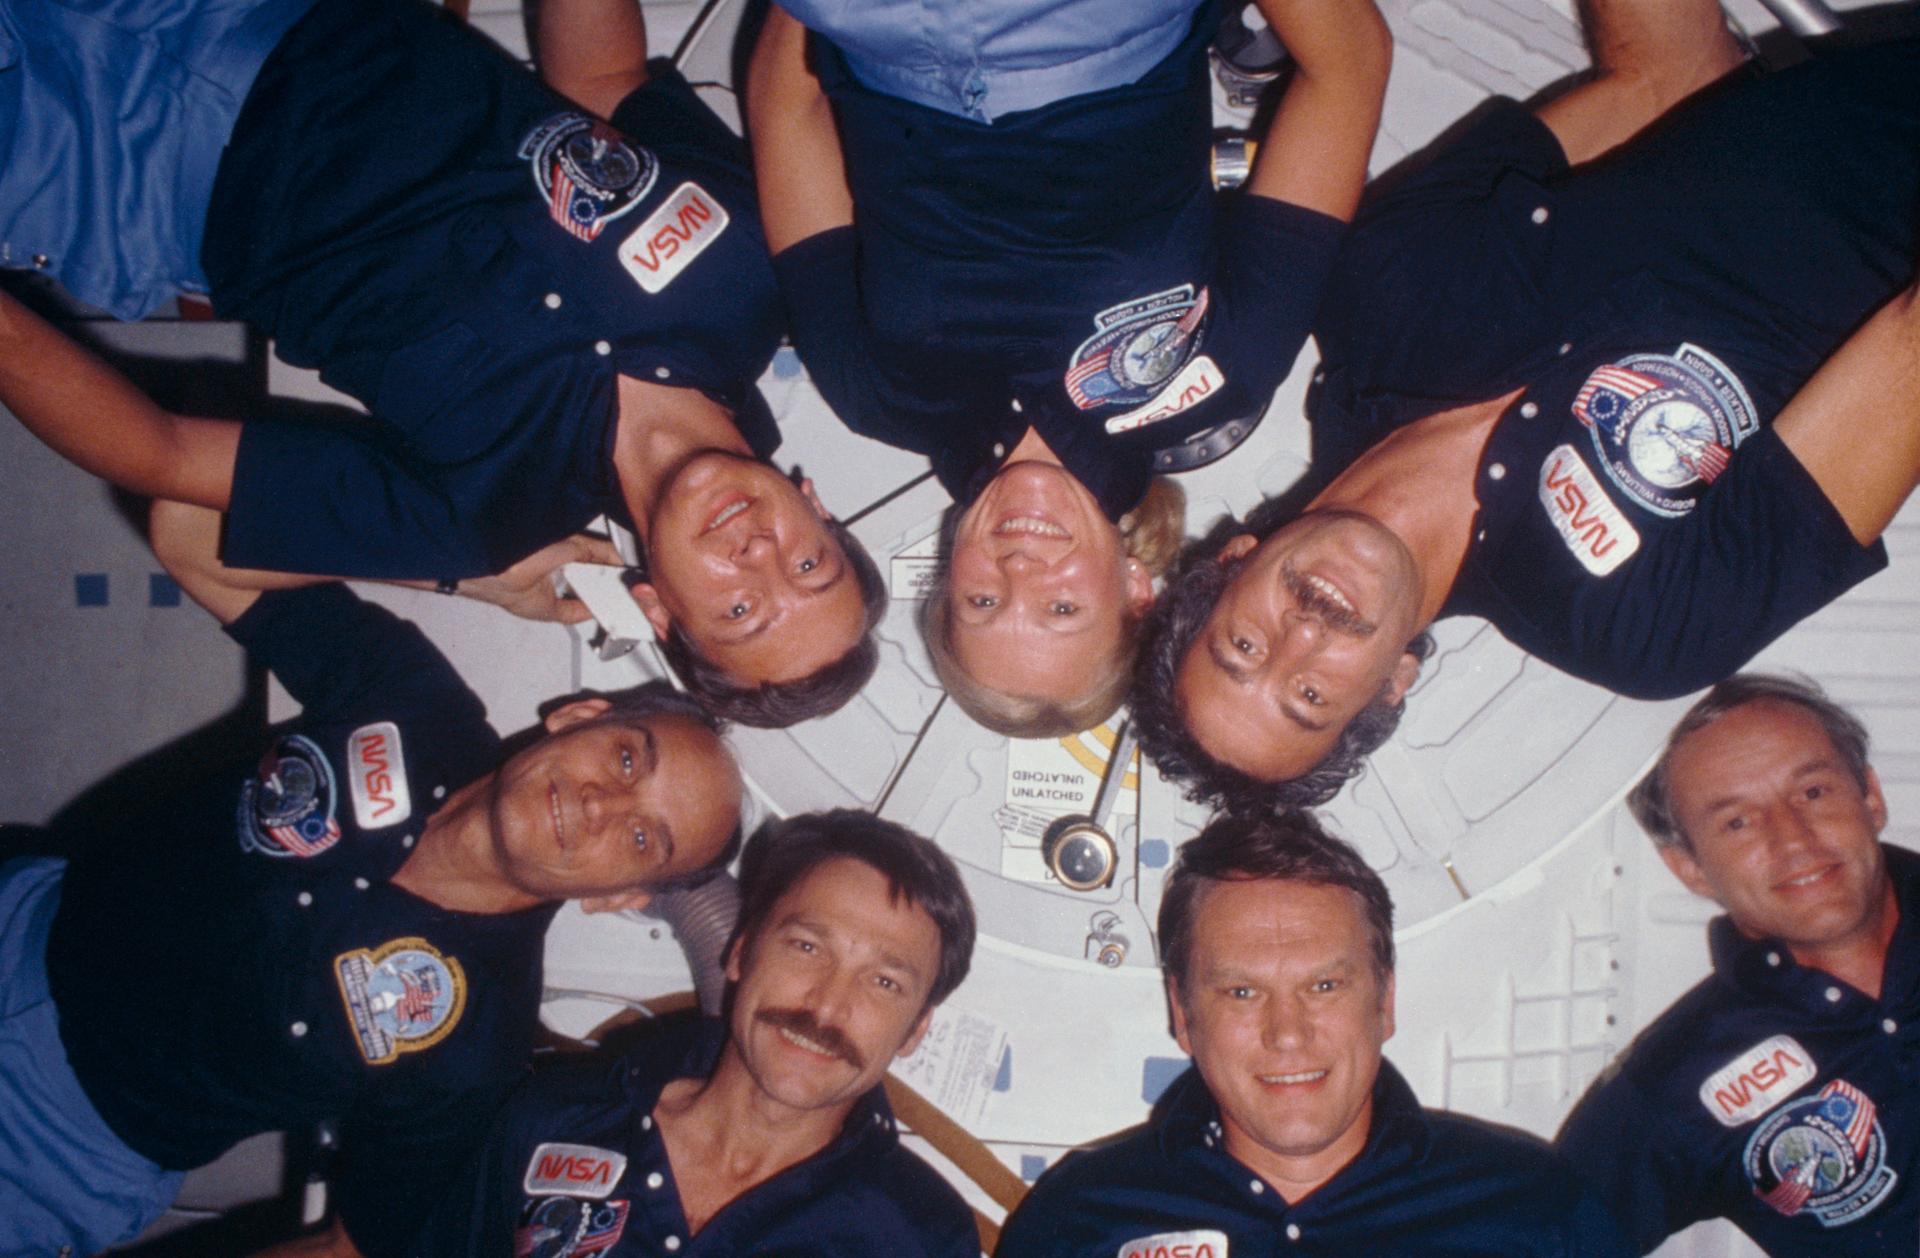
0, 499, 746, 1258
747, 0, 1390, 734
419, 810, 980, 1258
0, 0, 884, 727
1131, 0, 1920, 813
1559, 674, 1920, 1254
997, 811, 1631, 1255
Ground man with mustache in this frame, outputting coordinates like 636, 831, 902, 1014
421, 809, 979, 1257
1131, 0, 1920, 812
0, 501, 746, 1258
0, 0, 885, 727
997, 811, 1630, 1255
1559, 675, 1920, 1253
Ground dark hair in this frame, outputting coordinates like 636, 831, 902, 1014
732, 809, 976, 1007
658, 517, 886, 728
1628, 672, 1872, 853
1131, 512, 1433, 814
572, 680, 743, 889
1158, 811, 1395, 988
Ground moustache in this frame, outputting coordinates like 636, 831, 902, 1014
755, 1007, 865, 1069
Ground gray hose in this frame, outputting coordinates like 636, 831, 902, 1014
636, 873, 742, 1016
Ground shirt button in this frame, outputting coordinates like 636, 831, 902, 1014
1312, 369, 1326, 384
1825, 986, 1844, 1003
354, 877, 370, 891
1765, 951, 1782, 967
642, 1115, 654, 1131
291, 1021, 309, 1037
433, 785, 447, 800
1286, 1223, 1301, 1242
1558, 342, 1572, 356
595, 340, 612, 356
33, 253, 50, 269
991, 442, 1006, 458
663, 1237, 682, 1252
1519, 402, 1539, 419
297, 891, 313, 907
1883, 1018, 1898, 1034
544, 292, 562, 309
402, 834, 416, 849
1010, 398, 1023, 413
654, 366, 671, 380
1488, 462, 1507, 481
1475, 528, 1487, 543
1531, 206, 1550, 225
646, 1171, 665, 1190
1250, 1179, 1266, 1195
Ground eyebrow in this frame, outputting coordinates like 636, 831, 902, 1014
1283, 706, 1329, 733
639, 725, 660, 777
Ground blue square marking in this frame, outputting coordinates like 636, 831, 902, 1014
75, 573, 108, 606
1141, 1056, 1187, 1105
1139, 839, 1170, 869
993, 1046, 1013, 1092
149, 573, 182, 608
1020, 1154, 1048, 1182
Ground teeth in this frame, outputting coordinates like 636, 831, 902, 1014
1784, 870, 1828, 887
548, 785, 565, 849
1303, 574, 1355, 613
778, 1027, 836, 1057
1260, 1070, 1328, 1085
994, 515, 1070, 538
708, 499, 750, 531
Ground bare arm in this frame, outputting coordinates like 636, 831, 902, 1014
1534, 0, 1743, 166
534, 0, 651, 119
0, 288, 238, 509
245, 1218, 363, 1258
1243, 0, 1392, 222
1772, 275, 1920, 546
151, 498, 626, 626
745, 5, 854, 254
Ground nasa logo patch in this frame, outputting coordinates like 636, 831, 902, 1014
334, 937, 466, 1065
520, 112, 658, 243
1103, 355, 1226, 434
1116, 1229, 1228, 1258
1065, 285, 1211, 411
620, 182, 729, 294
1571, 343, 1758, 518
522, 1142, 628, 1200
514, 1196, 630, 1258
1537, 445, 1641, 576
1698, 1035, 1817, 1128
347, 722, 410, 831
237, 734, 342, 859
1743, 1078, 1898, 1228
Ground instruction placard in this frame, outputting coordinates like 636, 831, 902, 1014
999, 722, 1138, 883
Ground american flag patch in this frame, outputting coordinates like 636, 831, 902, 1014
1572, 365, 1661, 426
267, 820, 339, 858
1064, 354, 1111, 408
549, 168, 600, 242
1820, 1079, 1876, 1157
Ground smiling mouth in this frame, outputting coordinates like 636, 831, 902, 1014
993, 513, 1071, 539
1301, 573, 1357, 616
1778, 866, 1838, 891
778, 1026, 842, 1058
548, 783, 566, 851
703, 496, 752, 534
1258, 1069, 1329, 1086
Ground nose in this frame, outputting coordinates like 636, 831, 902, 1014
1261, 992, 1311, 1052
804, 962, 859, 1023
999, 550, 1042, 576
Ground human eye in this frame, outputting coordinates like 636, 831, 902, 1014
726, 600, 751, 621
1311, 977, 1341, 994
967, 594, 999, 610
1224, 984, 1255, 1000
1724, 814, 1749, 833
797, 555, 820, 575
1048, 601, 1078, 616
1231, 634, 1258, 656
631, 824, 648, 852
875, 973, 904, 994
618, 746, 634, 776
1804, 783, 1829, 801
1301, 685, 1325, 707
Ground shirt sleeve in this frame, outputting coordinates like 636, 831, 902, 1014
1210, 192, 1346, 401
772, 228, 934, 454
223, 583, 489, 735
1557, 1071, 1710, 1254
224, 417, 497, 580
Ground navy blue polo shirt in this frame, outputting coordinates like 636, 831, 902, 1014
998, 1059, 1630, 1256
204, 0, 783, 580
775, 0, 1343, 520
1308, 41, 1920, 698
45, 584, 557, 1258
416, 1012, 979, 1258
1558, 845, 1920, 1255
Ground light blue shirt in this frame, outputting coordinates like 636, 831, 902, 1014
783, 0, 1205, 122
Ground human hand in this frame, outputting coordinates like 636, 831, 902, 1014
455, 533, 626, 624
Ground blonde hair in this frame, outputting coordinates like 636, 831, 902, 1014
922, 478, 1186, 737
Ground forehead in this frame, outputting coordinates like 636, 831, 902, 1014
1186, 877, 1374, 970
750, 856, 941, 967
1666, 699, 1845, 802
